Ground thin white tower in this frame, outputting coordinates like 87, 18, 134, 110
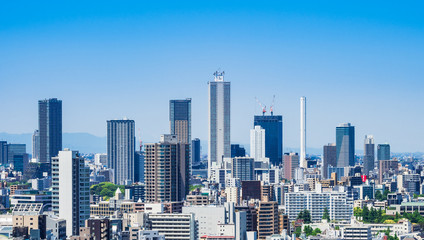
300, 96, 307, 168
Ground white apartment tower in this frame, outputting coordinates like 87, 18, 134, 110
52, 149, 90, 237
250, 125, 265, 161
300, 96, 307, 168
208, 71, 231, 179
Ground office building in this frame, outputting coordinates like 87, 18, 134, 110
32, 130, 40, 162
283, 153, 299, 180
134, 151, 145, 183
322, 143, 337, 179
148, 213, 197, 240
343, 226, 372, 240
241, 181, 261, 201
94, 153, 107, 166
253, 115, 283, 166
8, 144, 26, 170
257, 201, 279, 239
12, 154, 29, 173
231, 144, 245, 158
336, 123, 355, 167
38, 98, 62, 164
170, 99, 191, 144
192, 138, 201, 164
300, 96, 306, 169
107, 119, 135, 185
377, 144, 390, 161
208, 71, 231, 177
231, 157, 255, 181
52, 149, 90, 237
379, 159, 398, 183
0, 141, 7, 165
85, 218, 111, 240
144, 135, 189, 202
250, 126, 265, 161
363, 135, 375, 175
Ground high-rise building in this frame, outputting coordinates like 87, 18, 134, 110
322, 143, 337, 179
379, 159, 398, 183
250, 126, 265, 161
107, 119, 135, 185
32, 130, 40, 161
170, 99, 191, 144
232, 157, 255, 181
52, 149, 90, 237
144, 135, 189, 202
7, 144, 26, 164
300, 96, 307, 169
283, 153, 299, 180
192, 138, 201, 164
134, 151, 145, 183
208, 71, 231, 177
257, 201, 279, 239
363, 135, 375, 175
0, 141, 7, 165
336, 123, 355, 167
253, 115, 283, 166
38, 98, 62, 165
377, 144, 390, 161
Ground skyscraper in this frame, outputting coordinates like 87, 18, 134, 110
253, 115, 283, 166
300, 96, 307, 168
283, 153, 299, 180
170, 99, 191, 144
7, 144, 26, 164
208, 71, 230, 177
107, 119, 135, 185
191, 138, 201, 164
231, 144, 246, 158
322, 143, 337, 179
363, 135, 375, 175
0, 141, 8, 165
377, 144, 390, 161
32, 130, 40, 161
52, 149, 90, 237
336, 123, 355, 167
38, 98, 62, 165
144, 135, 189, 202
232, 157, 255, 181
250, 125, 265, 161
134, 151, 145, 183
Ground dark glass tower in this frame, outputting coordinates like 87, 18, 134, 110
322, 143, 337, 179
336, 123, 355, 167
38, 98, 62, 164
364, 135, 375, 175
170, 99, 191, 144
192, 138, 201, 164
253, 115, 283, 166
231, 144, 246, 158
377, 144, 390, 161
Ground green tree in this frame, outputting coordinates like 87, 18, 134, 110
312, 228, 321, 236
375, 190, 383, 201
354, 207, 363, 217
322, 207, 330, 221
363, 206, 370, 222
303, 226, 313, 236
297, 210, 312, 224
294, 226, 302, 237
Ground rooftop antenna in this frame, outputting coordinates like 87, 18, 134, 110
270, 95, 275, 116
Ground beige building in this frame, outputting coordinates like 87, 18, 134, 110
257, 201, 279, 240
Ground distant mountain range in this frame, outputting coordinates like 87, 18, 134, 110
0, 132, 106, 154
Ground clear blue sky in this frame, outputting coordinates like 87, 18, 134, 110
1, 1, 423, 153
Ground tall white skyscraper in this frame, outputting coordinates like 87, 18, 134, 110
52, 149, 90, 237
208, 71, 231, 178
300, 97, 307, 168
250, 125, 265, 161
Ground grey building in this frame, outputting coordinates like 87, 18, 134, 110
170, 99, 191, 144
0, 141, 7, 165
191, 138, 201, 164
322, 143, 337, 179
38, 98, 62, 165
32, 130, 40, 161
336, 123, 355, 167
377, 144, 390, 161
144, 135, 189, 202
107, 119, 135, 185
232, 157, 255, 181
208, 71, 231, 178
363, 135, 375, 175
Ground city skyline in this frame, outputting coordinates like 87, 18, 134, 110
1, 2, 424, 152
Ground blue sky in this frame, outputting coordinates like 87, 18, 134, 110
0, 1, 423, 153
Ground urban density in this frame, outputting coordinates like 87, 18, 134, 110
1, 2, 424, 240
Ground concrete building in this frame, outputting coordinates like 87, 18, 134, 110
85, 218, 111, 240
363, 135, 375, 175
32, 130, 40, 162
94, 153, 107, 166
225, 187, 240, 205
107, 119, 135, 185
170, 99, 192, 144
12, 214, 46, 239
144, 134, 189, 202
208, 71, 231, 178
379, 159, 398, 183
232, 157, 255, 181
343, 225, 371, 240
52, 149, 90, 237
250, 126, 266, 161
148, 213, 197, 240
38, 98, 62, 165
336, 123, 355, 167
322, 143, 337, 179
139, 230, 165, 240
257, 201, 279, 240
283, 153, 299, 180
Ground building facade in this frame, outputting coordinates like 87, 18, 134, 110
38, 98, 62, 165
253, 115, 283, 167
336, 123, 355, 167
322, 143, 337, 179
363, 135, 375, 175
250, 126, 265, 161
232, 157, 255, 181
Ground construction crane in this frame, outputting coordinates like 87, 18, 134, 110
255, 97, 266, 115
269, 95, 275, 116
